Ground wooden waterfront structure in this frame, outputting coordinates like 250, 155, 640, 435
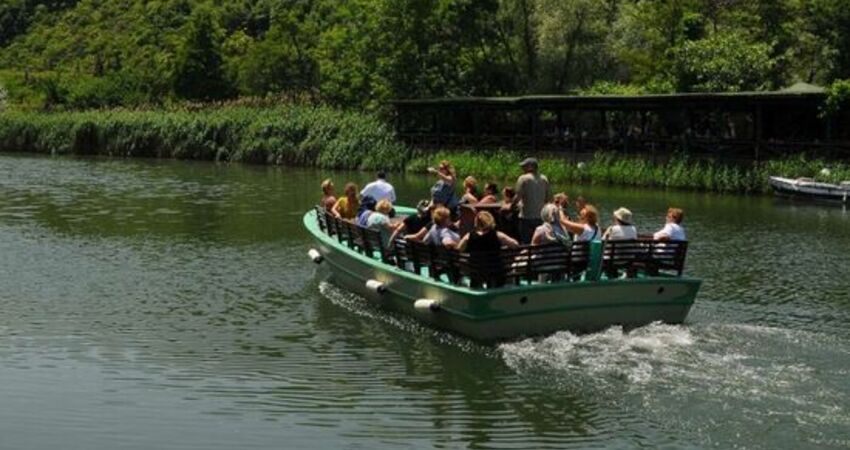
392, 84, 850, 160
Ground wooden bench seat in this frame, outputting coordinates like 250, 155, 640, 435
315, 208, 687, 289
602, 239, 688, 278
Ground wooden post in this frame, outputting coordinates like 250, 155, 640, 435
531, 107, 539, 151
754, 104, 763, 162
433, 110, 440, 149
472, 107, 481, 149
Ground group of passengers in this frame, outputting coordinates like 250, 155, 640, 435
319, 157, 686, 254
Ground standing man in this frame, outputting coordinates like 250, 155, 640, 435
360, 171, 396, 203
515, 157, 550, 244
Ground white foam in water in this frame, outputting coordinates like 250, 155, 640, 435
500, 322, 695, 385
317, 280, 850, 446
317, 281, 494, 355
499, 322, 850, 447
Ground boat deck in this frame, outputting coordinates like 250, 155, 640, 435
310, 206, 689, 292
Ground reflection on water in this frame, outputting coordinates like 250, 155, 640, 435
0, 153, 848, 449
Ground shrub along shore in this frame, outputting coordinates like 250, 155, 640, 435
407, 151, 850, 194
0, 107, 848, 194
0, 105, 408, 170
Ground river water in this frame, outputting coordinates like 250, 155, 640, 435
0, 153, 848, 449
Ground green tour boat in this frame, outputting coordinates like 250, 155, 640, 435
305, 206, 701, 341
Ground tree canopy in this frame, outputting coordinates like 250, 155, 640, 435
1, 0, 849, 110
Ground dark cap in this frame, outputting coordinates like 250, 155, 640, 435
519, 157, 538, 167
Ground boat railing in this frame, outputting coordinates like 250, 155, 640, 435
314, 206, 688, 288
602, 240, 688, 277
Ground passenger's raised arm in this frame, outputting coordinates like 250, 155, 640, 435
561, 204, 600, 242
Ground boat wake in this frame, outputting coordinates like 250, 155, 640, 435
317, 281, 495, 355
500, 322, 696, 385
499, 322, 850, 448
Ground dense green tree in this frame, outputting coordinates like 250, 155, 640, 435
671, 31, 774, 92
2, 0, 850, 110
172, 5, 234, 100
233, 2, 318, 96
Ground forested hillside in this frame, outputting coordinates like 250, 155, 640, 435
1, 0, 849, 111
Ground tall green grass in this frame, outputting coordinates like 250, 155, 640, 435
0, 105, 408, 170
407, 151, 850, 194
2, 104, 848, 194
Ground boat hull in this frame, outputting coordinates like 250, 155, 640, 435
769, 176, 849, 204
307, 211, 701, 341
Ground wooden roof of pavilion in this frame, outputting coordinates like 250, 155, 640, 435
391, 86, 826, 110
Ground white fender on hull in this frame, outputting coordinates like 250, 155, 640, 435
366, 279, 388, 294
308, 248, 323, 264
414, 298, 442, 313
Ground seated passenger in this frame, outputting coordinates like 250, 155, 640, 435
561, 204, 600, 242
332, 183, 359, 220
478, 183, 499, 204
366, 199, 398, 247
498, 187, 520, 240
458, 211, 519, 288
461, 176, 479, 204
457, 211, 519, 252
572, 195, 587, 219
320, 179, 337, 212
532, 204, 570, 245
603, 207, 637, 241
405, 206, 460, 249
553, 192, 571, 236
360, 171, 396, 203
388, 200, 432, 243
355, 195, 377, 227
553, 192, 569, 210
454, 204, 476, 237
653, 207, 686, 241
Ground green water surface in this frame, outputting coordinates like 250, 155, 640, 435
0, 153, 848, 449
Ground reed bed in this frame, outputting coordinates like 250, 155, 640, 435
0, 105, 408, 170
407, 151, 850, 194
2, 106, 848, 194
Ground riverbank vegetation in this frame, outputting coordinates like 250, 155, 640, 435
2, 1, 850, 195
1, 104, 848, 193
0, 105, 407, 169
407, 151, 850, 194
2, 1, 850, 110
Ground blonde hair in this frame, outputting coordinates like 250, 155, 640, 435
432, 206, 451, 225
321, 179, 334, 195
553, 192, 568, 205
475, 211, 496, 231
582, 205, 599, 226
668, 207, 684, 224
540, 203, 559, 224
464, 176, 477, 189
376, 199, 393, 214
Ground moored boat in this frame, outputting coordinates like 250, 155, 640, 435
769, 176, 850, 204
304, 206, 702, 341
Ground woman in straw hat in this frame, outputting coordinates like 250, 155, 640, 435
602, 207, 637, 241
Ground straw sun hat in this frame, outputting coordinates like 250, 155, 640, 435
613, 207, 633, 225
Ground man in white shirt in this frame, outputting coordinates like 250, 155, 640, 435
653, 207, 686, 241
360, 171, 396, 203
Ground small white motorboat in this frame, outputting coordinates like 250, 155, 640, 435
769, 176, 850, 204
